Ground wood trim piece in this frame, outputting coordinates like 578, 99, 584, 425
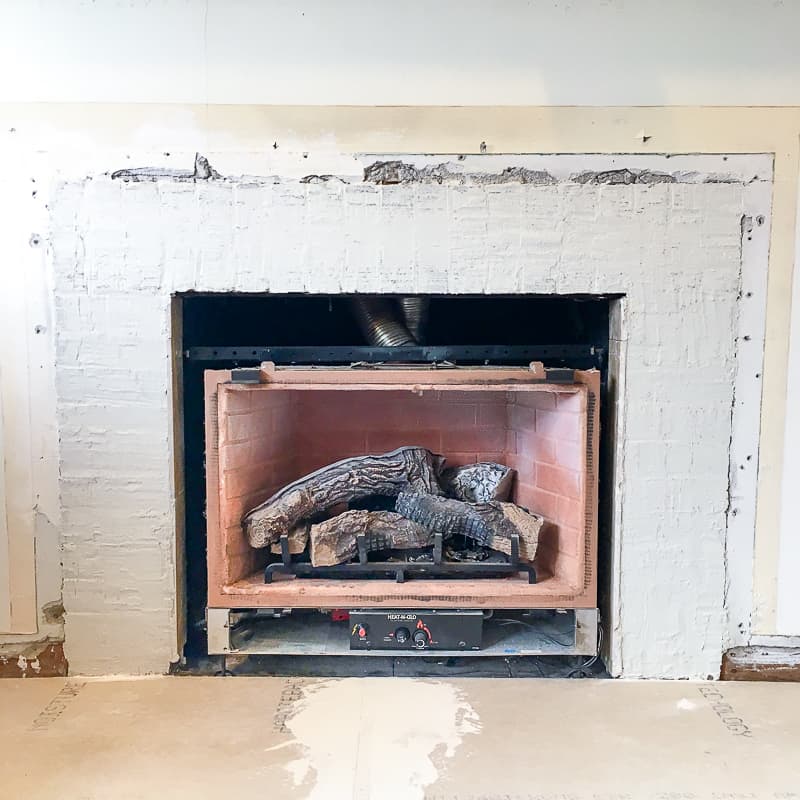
170, 297, 186, 659
574, 369, 601, 609
204, 370, 231, 614
221, 572, 596, 610
721, 646, 800, 681
258, 364, 552, 387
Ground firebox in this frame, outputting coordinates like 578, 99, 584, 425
185, 294, 610, 661
205, 364, 599, 611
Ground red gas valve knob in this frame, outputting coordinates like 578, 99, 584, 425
357, 625, 368, 639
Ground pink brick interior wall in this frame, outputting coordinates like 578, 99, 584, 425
506, 390, 586, 586
217, 386, 296, 585
216, 384, 587, 589
292, 390, 509, 474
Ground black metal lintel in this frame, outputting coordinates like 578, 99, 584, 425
186, 344, 599, 365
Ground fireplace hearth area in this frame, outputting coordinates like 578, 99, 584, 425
183, 294, 608, 662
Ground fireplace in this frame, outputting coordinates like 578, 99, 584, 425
46, 150, 766, 677
186, 294, 607, 659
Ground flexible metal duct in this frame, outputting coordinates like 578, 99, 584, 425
398, 296, 429, 344
352, 297, 416, 347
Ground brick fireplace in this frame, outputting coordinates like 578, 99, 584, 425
50, 152, 771, 677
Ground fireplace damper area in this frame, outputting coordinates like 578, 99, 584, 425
181, 294, 613, 660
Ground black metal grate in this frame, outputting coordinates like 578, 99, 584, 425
265, 531, 537, 585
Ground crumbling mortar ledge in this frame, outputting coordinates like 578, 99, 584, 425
572, 168, 677, 185
112, 153, 221, 182
364, 161, 760, 187
363, 160, 557, 186
108, 154, 763, 188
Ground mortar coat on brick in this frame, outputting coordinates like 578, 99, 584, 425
50, 153, 770, 677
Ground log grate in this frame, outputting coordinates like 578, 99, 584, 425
264, 530, 537, 584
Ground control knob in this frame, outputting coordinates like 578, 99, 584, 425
413, 629, 429, 649
395, 627, 411, 644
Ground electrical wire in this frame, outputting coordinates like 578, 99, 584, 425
567, 622, 603, 678
493, 618, 575, 648
494, 613, 604, 678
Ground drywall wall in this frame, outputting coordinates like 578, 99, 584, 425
0, 149, 64, 648
0, 105, 798, 675
3, 1, 800, 106
776, 177, 800, 636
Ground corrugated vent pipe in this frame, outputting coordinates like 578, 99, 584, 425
351, 297, 417, 347
398, 297, 429, 344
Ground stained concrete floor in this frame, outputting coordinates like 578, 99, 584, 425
2, 676, 799, 800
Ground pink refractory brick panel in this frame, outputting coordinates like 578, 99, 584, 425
206, 367, 599, 609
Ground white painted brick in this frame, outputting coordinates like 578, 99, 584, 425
56, 365, 169, 408
230, 184, 271, 293
160, 182, 203, 292
49, 158, 758, 678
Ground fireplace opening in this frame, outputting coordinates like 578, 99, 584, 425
179, 293, 619, 664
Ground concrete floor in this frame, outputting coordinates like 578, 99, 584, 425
2, 676, 799, 799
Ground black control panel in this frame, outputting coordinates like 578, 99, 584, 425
349, 610, 483, 651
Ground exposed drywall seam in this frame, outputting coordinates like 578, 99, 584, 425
724, 172, 773, 651
723, 217, 749, 638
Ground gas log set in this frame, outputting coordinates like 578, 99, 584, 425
242, 446, 543, 573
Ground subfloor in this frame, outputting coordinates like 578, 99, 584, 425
2, 676, 799, 800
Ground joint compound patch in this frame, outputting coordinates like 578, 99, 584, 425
274, 678, 480, 799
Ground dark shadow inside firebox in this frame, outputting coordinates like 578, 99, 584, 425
179, 293, 617, 677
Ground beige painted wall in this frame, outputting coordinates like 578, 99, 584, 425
0, 104, 797, 658
4, 1, 800, 107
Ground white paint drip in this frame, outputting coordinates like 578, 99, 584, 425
280, 678, 480, 799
